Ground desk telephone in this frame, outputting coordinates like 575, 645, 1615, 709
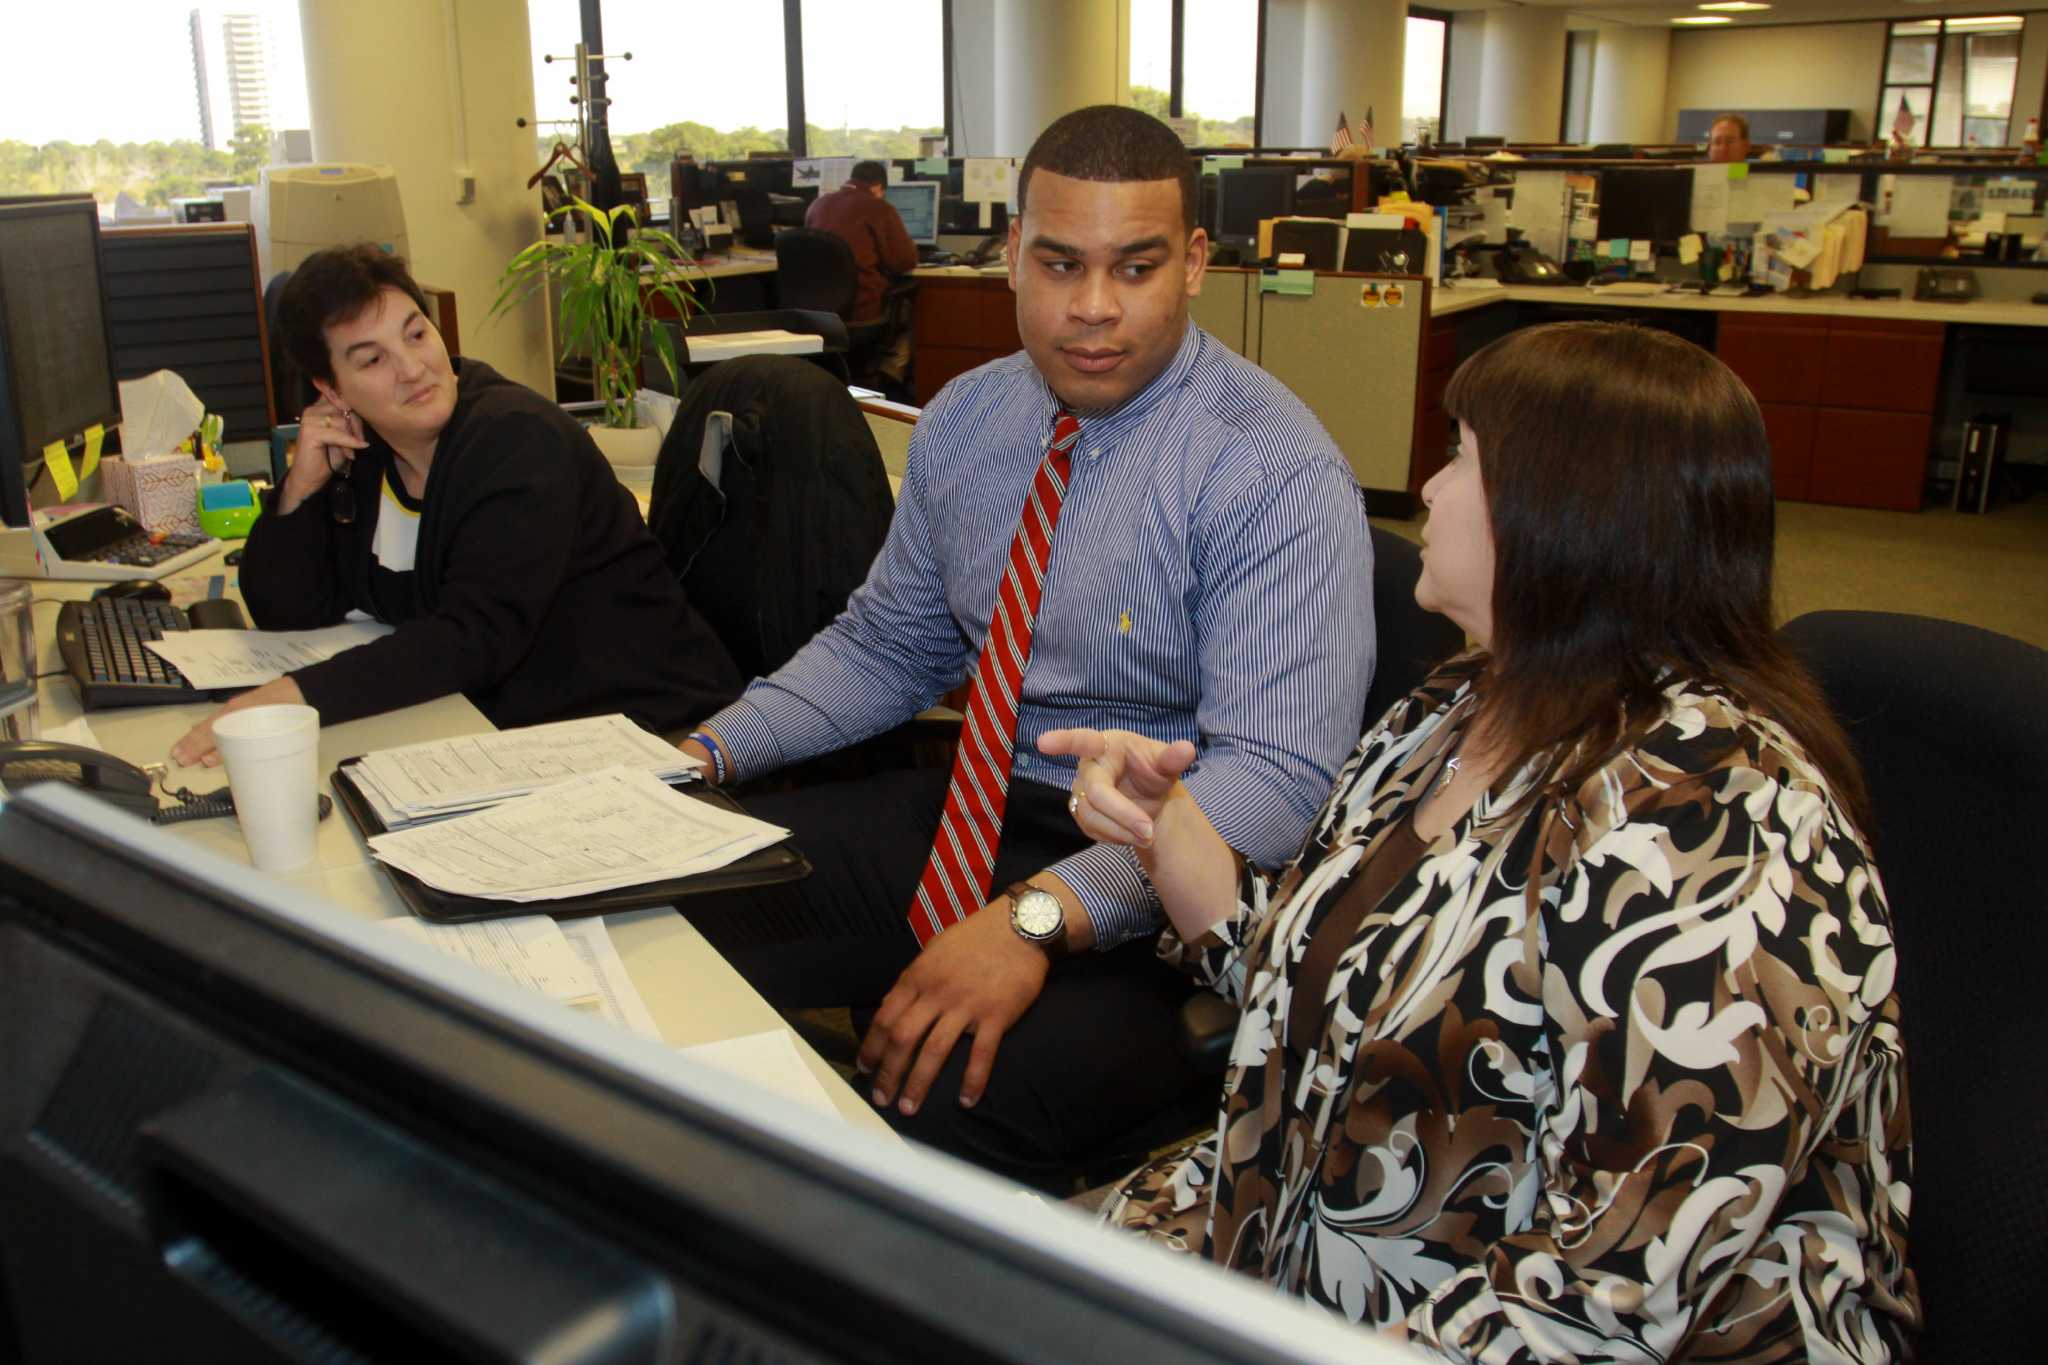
0, 740, 333, 826
1915, 267, 1979, 302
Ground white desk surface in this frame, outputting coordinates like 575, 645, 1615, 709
19, 556, 888, 1133
1428, 281, 2048, 327
685, 328, 824, 362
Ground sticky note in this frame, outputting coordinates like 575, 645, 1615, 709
1728, 163, 1750, 181
1606, 239, 1630, 260
914, 157, 948, 175
41, 439, 78, 500
1678, 233, 1703, 265
1628, 239, 1652, 263
1259, 269, 1316, 296
80, 424, 104, 481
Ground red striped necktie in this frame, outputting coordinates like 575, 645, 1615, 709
907, 407, 1081, 945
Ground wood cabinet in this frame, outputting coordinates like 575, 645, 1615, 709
1409, 317, 1459, 496
911, 276, 1021, 405
1717, 313, 1943, 512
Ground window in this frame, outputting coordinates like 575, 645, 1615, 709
801, 0, 944, 158
0, 0, 308, 213
1128, 0, 1175, 122
1405, 11, 1449, 147
589, 0, 790, 176
1878, 15, 2026, 149
1181, 0, 1259, 146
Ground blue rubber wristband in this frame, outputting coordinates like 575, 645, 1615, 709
687, 729, 729, 784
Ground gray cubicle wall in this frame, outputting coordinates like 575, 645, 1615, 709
99, 223, 276, 445
1251, 273, 1424, 499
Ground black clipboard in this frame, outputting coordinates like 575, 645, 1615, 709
331, 757, 810, 924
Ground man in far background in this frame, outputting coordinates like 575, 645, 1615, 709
1707, 113, 1752, 163
804, 160, 917, 327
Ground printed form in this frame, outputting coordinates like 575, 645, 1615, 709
368, 766, 788, 902
144, 621, 394, 689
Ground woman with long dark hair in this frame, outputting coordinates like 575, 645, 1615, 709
1043, 322, 1918, 1361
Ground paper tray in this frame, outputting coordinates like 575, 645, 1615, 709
331, 757, 810, 924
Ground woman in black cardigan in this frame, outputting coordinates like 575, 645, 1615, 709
171, 245, 740, 766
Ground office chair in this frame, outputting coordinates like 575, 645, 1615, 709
647, 354, 894, 683
774, 228, 914, 393
1177, 525, 1466, 1072
1780, 610, 2048, 1361
642, 309, 853, 390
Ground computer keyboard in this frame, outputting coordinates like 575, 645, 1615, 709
56, 596, 248, 709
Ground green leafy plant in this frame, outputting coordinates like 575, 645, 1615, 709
490, 198, 706, 428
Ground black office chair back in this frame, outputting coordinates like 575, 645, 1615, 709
1360, 525, 1469, 731
647, 355, 893, 681
264, 270, 316, 422
774, 228, 861, 321
1780, 610, 2048, 1361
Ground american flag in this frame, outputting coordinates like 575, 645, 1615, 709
1891, 97, 1917, 144
1331, 110, 1352, 154
1359, 105, 1375, 156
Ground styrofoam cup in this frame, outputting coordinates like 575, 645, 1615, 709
213, 704, 321, 872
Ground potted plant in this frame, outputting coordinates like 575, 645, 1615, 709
491, 197, 705, 467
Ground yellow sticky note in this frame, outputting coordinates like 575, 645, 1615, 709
41, 440, 78, 500
80, 424, 104, 482
1728, 163, 1749, 181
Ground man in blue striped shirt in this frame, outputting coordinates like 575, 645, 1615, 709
683, 106, 1374, 1186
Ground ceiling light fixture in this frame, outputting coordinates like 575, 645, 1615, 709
1698, 2, 1771, 11
1941, 15, 2023, 27
1673, 15, 1735, 23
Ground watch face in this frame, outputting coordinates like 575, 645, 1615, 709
1013, 890, 1063, 939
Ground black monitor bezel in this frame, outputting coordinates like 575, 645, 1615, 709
0, 194, 122, 529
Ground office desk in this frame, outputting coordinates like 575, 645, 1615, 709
18, 561, 888, 1133
1420, 284, 2048, 512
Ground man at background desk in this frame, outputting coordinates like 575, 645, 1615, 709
681, 106, 1373, 1188
1708, 113, 1752, 163
804, 159, 918, 329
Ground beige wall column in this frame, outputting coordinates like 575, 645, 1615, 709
991, 0, 1128, 158
1589, 26, 1671, 144
1277, 0, 1405, 151
1474, 9, 1568, 142
297, 0, 551, 394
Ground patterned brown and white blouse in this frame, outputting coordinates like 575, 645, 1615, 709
1107, 666, 1920, 1362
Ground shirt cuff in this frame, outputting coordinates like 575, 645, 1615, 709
1050, 842, 1163, 950
699, 699, 782, 780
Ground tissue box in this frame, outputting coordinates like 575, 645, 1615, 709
102, 455, 202, 535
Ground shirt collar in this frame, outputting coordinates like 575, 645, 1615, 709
1036, 320, 1201, 463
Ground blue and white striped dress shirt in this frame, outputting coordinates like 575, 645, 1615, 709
707, 322, 1376, 947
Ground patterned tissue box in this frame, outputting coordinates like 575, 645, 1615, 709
101, 455, 202, 535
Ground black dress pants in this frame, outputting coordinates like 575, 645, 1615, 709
685, 767, 1200, 1188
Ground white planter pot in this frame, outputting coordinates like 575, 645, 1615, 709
587, 422, 661, 469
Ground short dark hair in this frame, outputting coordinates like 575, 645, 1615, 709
1018, 105, 1199, 234
1711, 113, 1750, 140
848, 160, 888, 187
278, 244, 434, 385
1441, 321, 1871, 832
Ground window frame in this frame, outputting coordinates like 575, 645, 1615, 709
1875, 13, 2028, 149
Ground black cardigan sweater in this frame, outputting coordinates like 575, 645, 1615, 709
241, 358, 741, 733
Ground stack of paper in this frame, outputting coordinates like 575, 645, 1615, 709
368, 766, 788, 903
384, 913, 663, 1040
350, 713, 701, 829
144, 620, 395, 690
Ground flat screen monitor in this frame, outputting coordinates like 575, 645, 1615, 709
1213, 167, 1295, 249
883, 180, 941, 245
1596, 167, 1693, 244
0, 784, 1412, 1365
0, 196, 121, 529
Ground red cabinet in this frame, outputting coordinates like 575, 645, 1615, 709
1409, 318, 1460, 496
1718, 312, 1942, 511
912, 277, 1022, 405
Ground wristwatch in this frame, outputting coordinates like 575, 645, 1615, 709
1005, 881, 1068, 957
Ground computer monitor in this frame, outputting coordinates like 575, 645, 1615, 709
883, 180, 941, 245
1596, 166, 1694, 244
0, 784, 1409, 1365
0, 196, 121, 529
1213, 167, 1295, 250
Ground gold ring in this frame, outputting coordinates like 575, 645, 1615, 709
1067, 792, 1082, 815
